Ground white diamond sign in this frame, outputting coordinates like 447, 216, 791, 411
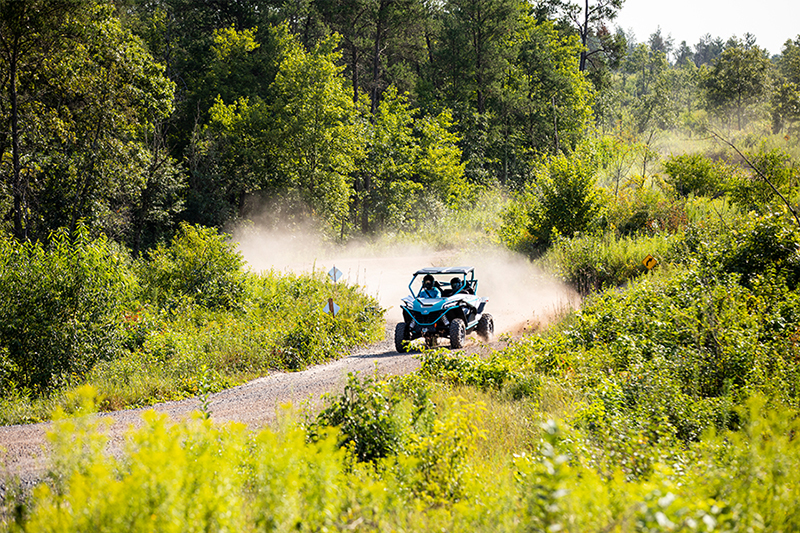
323, 298, 340, 317
328, 266, 343, 283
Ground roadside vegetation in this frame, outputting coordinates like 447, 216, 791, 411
0, 224, 382, 425
3, 0, 800, 530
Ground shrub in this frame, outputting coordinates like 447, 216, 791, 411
662, 153, 732, 197
536, 231, 679, 294
500, 153, 605, 255
139, 223, 245, 310
729, 146, 799, 213
0, 228, 134, 395
309, 372, 404, 463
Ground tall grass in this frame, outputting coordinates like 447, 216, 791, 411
535, 232, 680, 295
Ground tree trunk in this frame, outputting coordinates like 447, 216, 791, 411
9, 39, 26, 241
370, 0, 390, 116
579, 0, 589, 72
351, 43, 360, 103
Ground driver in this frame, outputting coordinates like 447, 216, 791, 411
418, 274, 441, 298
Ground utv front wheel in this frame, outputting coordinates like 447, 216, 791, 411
394, 322, 409, 353
450, 318, 466, 349
477, 313, 494, 342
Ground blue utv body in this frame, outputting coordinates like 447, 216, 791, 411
394, 267, 494, 352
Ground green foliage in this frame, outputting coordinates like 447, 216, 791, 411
500, 152, 605, 254
0, 226, 383, 424
0, 227, 134, 395
728, 146, 800, 213
139, 223, 246, 310
0, 1, 175, 242
309, 373, 405, 463
418, 348, 539, 399
536, 232, 679, 294
8, 372, 800, 532
662, 153, 733, 197
355, 87, 467, 233
772, 37, 800, 132
700, 41, 773, 130
684, 212, 800, 288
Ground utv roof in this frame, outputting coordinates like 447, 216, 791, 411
413, 266, 474, 275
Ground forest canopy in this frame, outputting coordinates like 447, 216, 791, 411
0, 0, 798, 248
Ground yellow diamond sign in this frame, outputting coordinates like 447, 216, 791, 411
642, 254, 657, 270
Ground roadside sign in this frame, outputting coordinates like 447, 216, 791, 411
642, 254, 657, 270
323, 298, 340, 317
328, 266, 343, 283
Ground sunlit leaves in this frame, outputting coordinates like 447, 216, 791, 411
700, 41, 772, 130
270, 30, 362, 224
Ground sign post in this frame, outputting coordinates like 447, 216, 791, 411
323, 297, 340, 317
324, 266, 343, 317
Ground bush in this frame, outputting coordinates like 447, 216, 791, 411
500, 153, 605, 255
0, 227, 134, 395
536, 231, 678, 294
309, 373, 405, 463
662, 153, 732, 197
728, 146, 800, 213
139, 223, 246, 310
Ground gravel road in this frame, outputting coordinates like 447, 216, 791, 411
0, 323, 419, 495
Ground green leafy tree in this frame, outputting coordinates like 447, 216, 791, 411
185, 24, 281, 228
433, 0, 522, 115
550, 0, 626, 73
0, 0, 86, 240
123, 0, 275, 153
356, 86, 419, 232
355, 87, 466, 233
701, 40, 772, 130
269, 30, 363, 229
314, 0, 427, 111
771, 36, 800, 132
501, 151, 604, 254
0, 1, 175, 242
498, 17, 593, 181
771, 81, 800, 133
195, 27, 363, 233
693, 33, 724, 66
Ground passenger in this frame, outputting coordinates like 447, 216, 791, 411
450, 277, 463, 295
418, 274, 441, 298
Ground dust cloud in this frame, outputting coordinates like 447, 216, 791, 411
233, 226, 579, 336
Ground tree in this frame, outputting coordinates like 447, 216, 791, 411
433, 0, 522, 115
314, 0, 427, 113
0, 1, 175, 242
0, 0, 86, 240
509, 18, 593, 156
674, 40, 693, 66
701, 39, 772, 130
647, 26, 673, 57
771, 36, 800, 132
196, 28, 363, 233
354, 87, 466, 233
269, 31, 363, 228
693, 34, 724, 66
553, 0, 625, 73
